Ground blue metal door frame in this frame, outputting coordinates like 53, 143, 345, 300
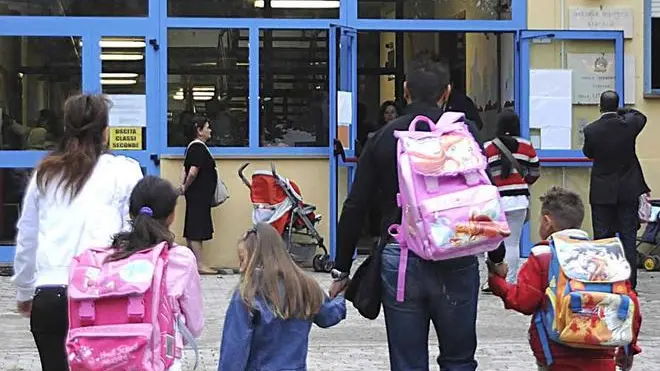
328, 25, 358, 260
518, 29, 625, 258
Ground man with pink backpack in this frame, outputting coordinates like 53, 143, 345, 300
330, 52, 509, 371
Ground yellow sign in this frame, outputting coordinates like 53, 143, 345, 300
109, 127, 142, 150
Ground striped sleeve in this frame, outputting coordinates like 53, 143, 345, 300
516, 138, 540, 185
484, 137, 540, 197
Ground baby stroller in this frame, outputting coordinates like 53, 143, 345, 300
238, 163, 333, 272
637, 199, 660, 271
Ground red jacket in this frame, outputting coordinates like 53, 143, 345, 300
489, 237, 642, 371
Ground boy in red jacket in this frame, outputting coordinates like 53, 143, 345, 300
488, 186, 642, 371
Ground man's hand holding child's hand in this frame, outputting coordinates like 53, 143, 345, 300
486, 260, 508, 279
616, 347, 634, 371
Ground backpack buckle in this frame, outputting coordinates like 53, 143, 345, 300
127, 296, 145, 322
79, 300, 95, 325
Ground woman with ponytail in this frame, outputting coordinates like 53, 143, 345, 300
12, 94, 144, 371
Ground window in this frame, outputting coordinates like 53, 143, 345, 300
260, 29, 329, 147
356, 31, 513, 143
0, 36, 82, 151
529, 38, 616, 150
102, 37, 148, 151
167, 29, 249, 147
358, 0, 511, 20
0, 168, 30, 245
651, 1, 660, 90
168, 0, 338, 18
0, 0, 148, 17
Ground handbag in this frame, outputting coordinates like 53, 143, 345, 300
185, 140, 230, 207
344, 244, 383, 320
639, 193, 652, 223
211, 177, 230, 207
493, 137, 531, 223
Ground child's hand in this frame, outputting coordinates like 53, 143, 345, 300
486, 260, 508, 278
616, 348, 633, 371
329, 278, 349, 298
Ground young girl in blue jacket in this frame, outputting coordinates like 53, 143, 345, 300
218, 223, 346, 371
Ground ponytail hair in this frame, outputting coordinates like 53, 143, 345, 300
107, 176, 179, 262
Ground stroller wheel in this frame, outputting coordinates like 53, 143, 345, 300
312, 254, 326, 272
323, 259, 334, 273
643, 256, 660, 272
637, 252, 647, 269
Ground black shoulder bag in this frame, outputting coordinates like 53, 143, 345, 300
344, 240, 383, 320
493, 137, 531, 223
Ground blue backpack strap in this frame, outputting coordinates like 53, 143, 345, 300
617, 295, 630, 321
534, 312, 554, 366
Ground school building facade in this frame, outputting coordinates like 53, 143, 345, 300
0, 0, 657, 269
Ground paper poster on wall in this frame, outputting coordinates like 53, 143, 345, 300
569, 7, 633, 39
530, 70, 572, 98
108, 94, 147, 127
566, 54, 635, 105
540, 127, 572, 150
109, 127, 143, 150
529, 96, 572, 129
529, 70, 573, 150
337, 91, 353, 150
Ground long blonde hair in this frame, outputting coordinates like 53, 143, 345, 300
238, 223, 324, 320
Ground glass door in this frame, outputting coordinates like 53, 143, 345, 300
517, 30, 625, 257
94, 33, 160, 175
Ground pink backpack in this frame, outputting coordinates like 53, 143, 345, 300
66, 242, 177, 371
389, 112, 511, 302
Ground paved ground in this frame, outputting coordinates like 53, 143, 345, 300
1, 259, 659, 371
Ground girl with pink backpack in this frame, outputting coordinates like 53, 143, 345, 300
66, 176, 203, 370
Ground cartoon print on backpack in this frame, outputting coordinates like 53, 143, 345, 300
555, 291, 635, 347
443, 135, 481, 172
429, 216, 453, 246
557, 237, 631, 283
426, 195, 509, 248
451, 214, 510, 247
120, 259, 156, 284
403, 135, 484, 176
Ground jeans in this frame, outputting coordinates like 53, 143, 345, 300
381, 244, 479, 371
591, 201, 639, 289
31, 286, 69, 371
504, 208, 527, 283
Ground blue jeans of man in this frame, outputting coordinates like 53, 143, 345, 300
381, 244, 480, 371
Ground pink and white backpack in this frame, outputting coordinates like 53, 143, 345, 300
66, 242, 177, 371
389, 112, 511, 302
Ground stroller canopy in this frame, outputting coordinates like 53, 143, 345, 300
250, 170, 303, 206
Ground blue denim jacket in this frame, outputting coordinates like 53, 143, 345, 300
218, 289, 346, 371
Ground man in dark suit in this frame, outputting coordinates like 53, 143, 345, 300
583, 90, 650, 289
